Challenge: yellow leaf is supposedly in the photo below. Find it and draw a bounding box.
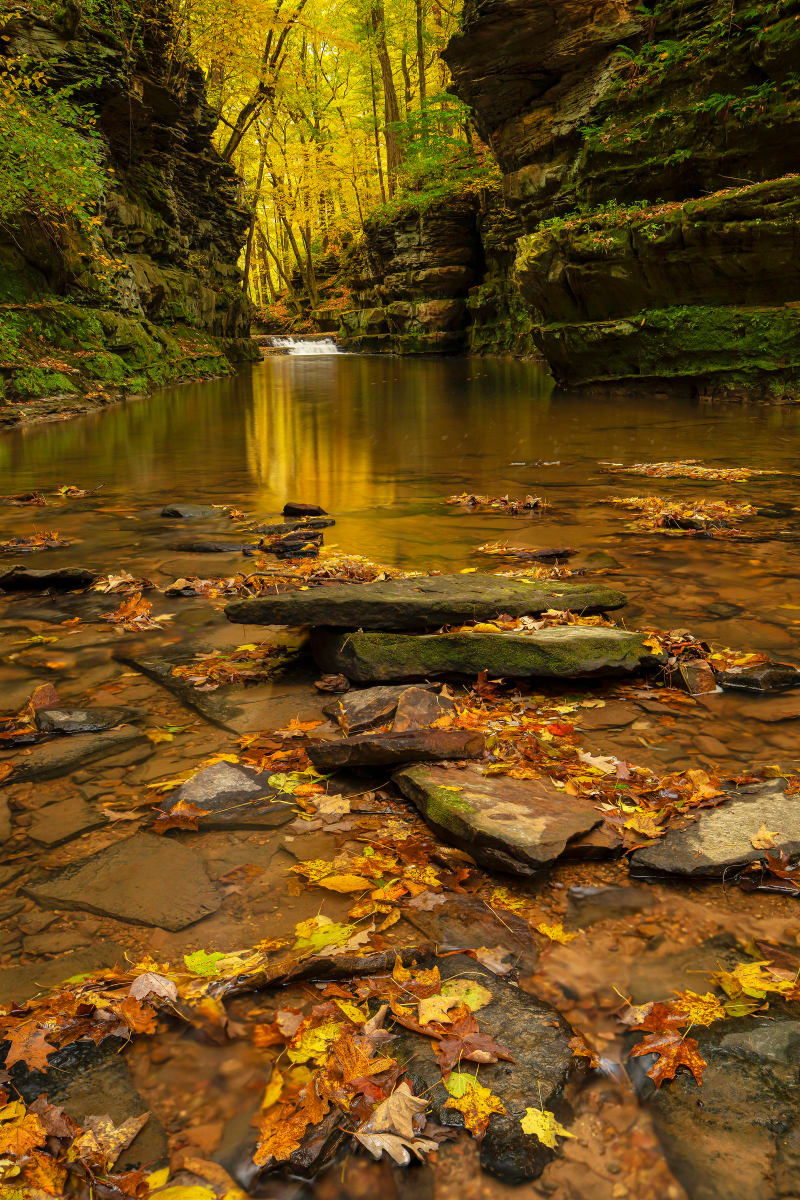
[146,729,174,745]
[144,1187,215,1200]
[316,873,372,893]
[520,1106,575,1148]
[418,994,460,1025]
[443,1072,505,1138]
[535,922,578,944]
[287,1018,344,1064]
[441,979,492,1012]
[146,1167,171,1188]
[460,567,478,573]
[750,823,780,850]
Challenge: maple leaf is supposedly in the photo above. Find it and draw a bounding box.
[28,1096,79,1140]
[520,1106,576,1149]
[292,915,371,957]
[255,1090,329,1166]
[669,990,726,1027]
[360,1082,427,1139]
[569,1033,601,1069]
[443,1072,505,1139]
[713,960,795,1001]
[20,1146,68,1195]
[629,1031,706,1087]
[417,994,460,1026]
[535,922,578,944]
[183,950,225,978]
[0,1102,48,1155]
[3,1025,57,1071]
[153,799,207,834]
[287,1017,344,1064]
[750,823,780,849]
[69,1112,150,1171]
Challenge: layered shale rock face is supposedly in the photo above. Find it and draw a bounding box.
[338,195,484,354]
[0,7,255,419]
[441,0,800,394]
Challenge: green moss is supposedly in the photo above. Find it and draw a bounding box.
[14,367,77,396]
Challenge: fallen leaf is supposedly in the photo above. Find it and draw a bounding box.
[443,1072,505,1138]
[129,972,178,1004]
[629,1031,706,1087]
[520,1106,575,1149]
[751,823,780,850]
[535,922,578,944]
[183,950,225,978]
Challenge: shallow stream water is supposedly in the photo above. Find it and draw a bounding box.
[2,354,800,1200]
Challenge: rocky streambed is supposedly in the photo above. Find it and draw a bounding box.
[0,491,799,1200]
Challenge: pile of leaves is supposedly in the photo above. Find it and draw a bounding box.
[102,593,172,632]
[0,491,46,506]
[603,459,770,482]
[475,542,575,560]
[618,954,800,1089]
[607,495,756,533]
[171,643,292,690]
[446,493,546,512]
[444,611,614,635]
[0,531,71,554]
[93,571,155,595]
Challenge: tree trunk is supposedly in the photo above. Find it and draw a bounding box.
[415,0,426,112]
[369,58,388,205]
[370,0,402,195]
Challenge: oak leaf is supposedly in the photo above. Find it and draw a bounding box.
[629,1031,706,1087]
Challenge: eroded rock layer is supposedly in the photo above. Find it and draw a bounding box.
[435,0,800,393]
[0,8,256,421]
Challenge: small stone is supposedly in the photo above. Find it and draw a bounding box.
[392,686,455,731]
[306,728,484,771]
[630,780,800,878]
[322,684,411,733]
[678,659,717,696]
[283,502,327,516]
[35,707,138,735]
[394,763,604,874]
[164,762,296,830]
[717,661,800,692]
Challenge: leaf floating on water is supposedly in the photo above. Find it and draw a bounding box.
[629,1031,706,1087]
[520,1106,576,1149]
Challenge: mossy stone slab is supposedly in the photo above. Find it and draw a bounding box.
[312,626,662,684]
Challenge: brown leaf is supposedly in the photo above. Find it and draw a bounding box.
[4,1025,58,1071]
[629,1031,706,1087]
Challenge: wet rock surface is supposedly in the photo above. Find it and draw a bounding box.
[161,503,223,519]
[397,955,574,1182]
[226,575,627,630]
[312,626,662,684]
[717,661,800,692]
[0,566,97,591]
[306,727,484,771]
[163,761,297,829]
[0,945,124,1005]
[566,884,655,927]
[28,796,108,845]
[631,1016,800,1200]
[24,832,222,929]
[35,706,139,734]
[1,727,146,784]
[395,763,603,874]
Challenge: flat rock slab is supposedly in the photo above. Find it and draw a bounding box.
[35,706,138,735]
[717,661,800,692]
[164,761,297,830]
[161,503,221,519]
[0,944,123,1006]
[225,575,627,630]
[1,728,145,785]
[630,780,800,878]
[253,517,335,535]
[392,686,455,730]
[306,728,484,772]
[0,566,96,592]
[322,684,413,733]
[29,796,107,846]
[24,832,221,929]
[631,1015,800,1200]
[170,541,255,553]
[394,763,603,874]
[312,626,661,684]
[397,954,574,1182]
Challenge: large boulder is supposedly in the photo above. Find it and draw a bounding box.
[161,761,298,830]
[630,780,800,878]
[311,626,662,684]
[225,575,627,630]
[394,763,603,874]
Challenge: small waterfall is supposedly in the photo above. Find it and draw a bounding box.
[266,336,339,355]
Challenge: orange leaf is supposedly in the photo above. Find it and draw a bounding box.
[629,1031,706,1087]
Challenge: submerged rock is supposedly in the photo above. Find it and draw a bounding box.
[170,540,254,553]
[312,626,662,684]
[631,1015,800,1200]
[394,763,603,874]
[28,796,108,846]
[0,944,123,1006]
[163,761,297,830]
[397,955,575,1182]
[35,706,138,735]
[0,566,96,592]
[566,884,654,927]
[161,503,220,518]
[24,832,221,929]
[630,780,800,878]
[716,660,800,692]
[225,575,627,630]
[1,728,145,785]
[253,517,335,534]
[306,727,484,771]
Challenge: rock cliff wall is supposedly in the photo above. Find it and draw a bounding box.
[441,0,800,395]
[0,6,255,423]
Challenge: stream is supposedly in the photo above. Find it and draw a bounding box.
[2,353,800,1200]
